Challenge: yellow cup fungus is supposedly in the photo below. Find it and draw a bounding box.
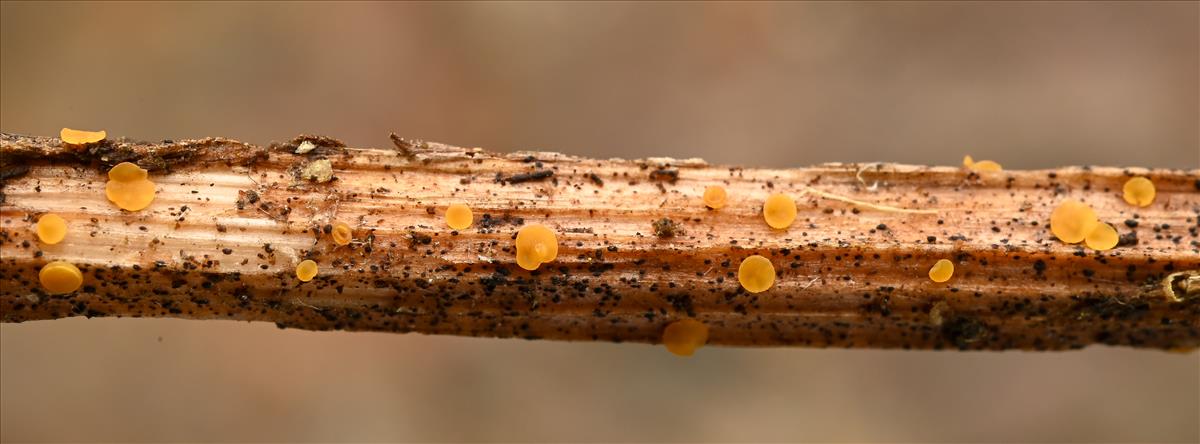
[1050,200,1098,244]
[35,213,68,245]
[662,319,709,357]
[296,260,318,282]
[928,259,954,283]
[39,261,83,294]
[1122,177,1155,207]
[762,193,796,229]
[105,162,156,211]
[963,155,1002,172]
[1085,222,1119,251]
[331,221,353,246]
[446,204,473,230]
[702,186,727,209]
[738,255,776,293]
[515,224,558,271]
[60,127,106,145]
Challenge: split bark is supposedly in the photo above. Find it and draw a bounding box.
[1,132,1197,351]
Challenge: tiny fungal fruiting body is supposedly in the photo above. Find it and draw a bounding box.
[738,255,776,293]
[1050,200,1099,244]
[1085,222,1119,251]
[662,319,709,357]
[963,155,1002,172]
[1123,177,1156,207]
[702,186,727,209]
[39,261,82,295]
[105,162,156,211]
[35,213,67,245]
[928,259,954,283]
[762,193,797,229]
[445,204,473,230]
[296,260,318,282]
[331,221,353,246]
[515,224,558,271]
[59,127,106,145]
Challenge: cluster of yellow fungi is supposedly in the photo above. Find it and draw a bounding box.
[105,162,157,211]
[1050,200,1117,251]
[31,131,1165,357]
[515,224,558,271]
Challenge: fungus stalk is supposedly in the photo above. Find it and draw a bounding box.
[1,132,1198,351]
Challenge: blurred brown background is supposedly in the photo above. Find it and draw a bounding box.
[1,1,1197,442]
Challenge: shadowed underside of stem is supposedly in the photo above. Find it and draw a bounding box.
[1,132,1197,351]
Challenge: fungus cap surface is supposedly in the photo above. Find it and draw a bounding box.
[1122,177,1156,207]
[36,213,68,245]
[738,255,776,293]
[762,193,797,229]
[702,186,727,209]
[296,260,318,282]
[331,221,353,246]
[662,319,709,357]
[1085,222,1119,251]
[515,224,558,271]
[446,204,473,230]
[60,127,106,145]
[39,261,82,294]
[105,162,156,211]
[928,259,954,283]
[1050,200,1098,244]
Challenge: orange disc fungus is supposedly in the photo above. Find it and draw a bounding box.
[963,155,1002,172]
[515,224,558,271]
[702,186,727,209]
[446,204,473,230]
[1050,200,1098,244]
[662,319,709,357]
[331,221,353,246]
[35,213,67,245]
[60,127,106,145]
[738,255,776,293]
[105,162,156,211]
[928,259,954,283]
[296,260,318,282]
[762,193,796,229]
[39,261,83,294]
[1122,177,1155,207]
[1085,222,1119,251]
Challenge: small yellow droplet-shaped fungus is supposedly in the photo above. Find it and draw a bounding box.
[105,162,156,211]
[702,186,727,209]
[738,255,776,293]
[1085,222,1119,251]
[762,193,796,229]
[963,155,1002,172]
[60,127,106,145]
[36,213,68,245]
[1050,200,1098,244]
[330,221,353,246]
[296,259,318,282]
[39,261,82,294]
[445,204,473,230]
[1122,177,1156,207]
[662,319,709,357]
[515,224,558,271]
[928,259,954,283]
